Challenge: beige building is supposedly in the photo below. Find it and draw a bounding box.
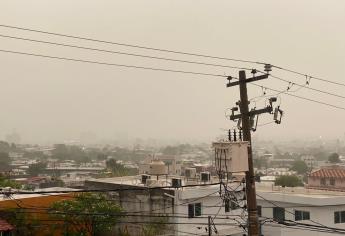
[307,165,345,191]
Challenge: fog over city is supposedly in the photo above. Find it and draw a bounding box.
[2,2,345,236]
[1,0,344,144]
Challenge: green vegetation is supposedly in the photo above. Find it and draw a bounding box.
[50,193,123,236]
[0,175,21,189]
[328,153,341,163]
[275,175,303,187]
[27,162,47,176]
[0,152,11,172]
[105,158,138,177]
[52,144,92,163]
[141,218,168,236]
[253,158,268,169]
[290,160,308,175]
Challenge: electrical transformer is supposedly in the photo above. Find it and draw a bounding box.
[212,141,249,173]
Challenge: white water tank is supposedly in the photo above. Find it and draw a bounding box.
[185,168,197,178]
[212,141,249,173]
[149,159,167,175]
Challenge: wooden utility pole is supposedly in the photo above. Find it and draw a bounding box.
[239,70,259,236]
[208,216,212,236]
[227,70,271,236]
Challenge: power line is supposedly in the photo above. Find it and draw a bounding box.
[130,190,221,214]
[265,72,345,100]
[0,34,253,71]
[2,47,345,113]
[1,24,343,89]
[0,217,241,226]
[273,65,345,87]
[0,49,226,78]
[6,182,220,194]
[255,192,334,231]
[0,24,265,65]
[250,82,345,111]
[265,222,345,235]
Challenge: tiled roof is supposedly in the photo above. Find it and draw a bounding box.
[310,168,345,178]
[0,219,14,231]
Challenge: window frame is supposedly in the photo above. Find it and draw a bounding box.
[334,211,345,224]
[188,203,202,218]
[273,207,285,222]
[295,210,310,221]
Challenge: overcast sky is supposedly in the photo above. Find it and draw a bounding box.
[0,1,344,144]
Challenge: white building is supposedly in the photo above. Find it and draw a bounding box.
[256,182,345,236]
[85,175,246,236]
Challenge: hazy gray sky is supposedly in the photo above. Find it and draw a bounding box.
[0,0,345,144]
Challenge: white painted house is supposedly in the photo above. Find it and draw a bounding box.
[256,183,345,236]
[85,175,246,236]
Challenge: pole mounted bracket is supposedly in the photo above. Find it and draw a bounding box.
[229,106,273,121]
[226,74,269,88]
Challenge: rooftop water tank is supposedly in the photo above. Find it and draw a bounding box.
[185,168,197,178]
[149,159,167,175]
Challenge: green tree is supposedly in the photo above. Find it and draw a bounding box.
[0,152,11,172]
[0,141,10,153]
[52,144,69,160]
[27,162,47,176]
[0,175,21,189]
[328,153,341,163]
[290,160,308,174]
[106,158,138,177]
[275,175,303,187]
[50,193,123,236]
[254,158,268,169]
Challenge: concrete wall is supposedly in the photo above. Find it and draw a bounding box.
[308,176,345,191]
[84,180,176,235]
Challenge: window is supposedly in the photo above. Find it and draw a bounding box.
[295,210,310,221]
[330,178,335,186]
[321,178,326,185]
[225,199,237,213]
[273,207,285,222]
[335,211,345,224]
[188,203,202,218]
[225,199,230,213]
[257,205,262,217]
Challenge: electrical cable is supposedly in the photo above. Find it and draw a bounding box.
[255,192,335,231]
[273,65,345,87]
[1,47,344,113]
[0,24,266,65]
[265,72,345,100]
[250,82,345,111]
[0,49,227,78]
[1,24,344,89]
[0,34,253,71]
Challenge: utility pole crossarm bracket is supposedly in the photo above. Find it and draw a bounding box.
[230,106,273,121]
[226,74,269,87]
